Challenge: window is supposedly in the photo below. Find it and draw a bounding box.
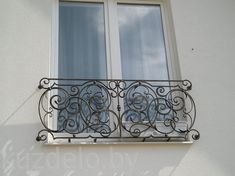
[58,0,171,80]
[36,0,200,143]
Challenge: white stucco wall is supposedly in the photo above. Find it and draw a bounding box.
[1,0,235,176]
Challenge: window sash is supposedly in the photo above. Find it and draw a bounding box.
[56,0,176,80]
[48,0,182,140]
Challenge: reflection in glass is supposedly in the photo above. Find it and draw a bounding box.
[118,4,168,80]
[59,2,107,79]
[58,2,108,132]
[118,4,170,123]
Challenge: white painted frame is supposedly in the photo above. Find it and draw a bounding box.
[48,0,182,143]
[54,0,181,79]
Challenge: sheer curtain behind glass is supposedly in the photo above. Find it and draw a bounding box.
[59,2,107,79]
[58,2,107,132]
[118,4,169,80]
[118,4,169,122]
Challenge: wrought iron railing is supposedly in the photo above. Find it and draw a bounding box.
[36,78,200,143]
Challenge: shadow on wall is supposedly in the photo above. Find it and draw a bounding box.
[0,77,191,176]
[0,123,191,176]
[0,1,191,175]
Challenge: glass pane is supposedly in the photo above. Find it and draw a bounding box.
[59,2,107,79]
[118,4,170,125]
[118,4,168,80]
[58,2,108,133]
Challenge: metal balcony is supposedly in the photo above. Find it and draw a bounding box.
[36,78,200,143]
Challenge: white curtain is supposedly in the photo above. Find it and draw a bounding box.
[118,4,169,80]
[59,2,107,79]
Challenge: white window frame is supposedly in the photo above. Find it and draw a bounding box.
[47,0,183,143]
[50,0,181,79]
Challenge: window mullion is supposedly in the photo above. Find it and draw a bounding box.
[103,0,112,80]
[107,0,122,79]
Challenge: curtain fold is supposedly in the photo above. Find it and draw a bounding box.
[118,4,169,80]
[59,2,107,79]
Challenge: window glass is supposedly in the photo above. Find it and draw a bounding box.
[118,4,168,80]
[58,2,108,132]
[56,1,174,134]
[59,2,107,79]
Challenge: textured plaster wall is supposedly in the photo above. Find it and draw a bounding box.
[0,0,235,176]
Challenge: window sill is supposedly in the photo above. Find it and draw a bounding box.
[43,140,193,146]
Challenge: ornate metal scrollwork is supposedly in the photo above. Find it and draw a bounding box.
[36,78,200,143]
